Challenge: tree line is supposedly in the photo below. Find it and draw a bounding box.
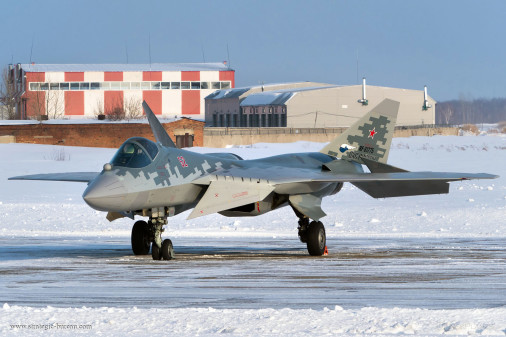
[436,98,506,125]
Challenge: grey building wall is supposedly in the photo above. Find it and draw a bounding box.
[205,82,330,126]
[206,83,436,128]
[285,85,436,127]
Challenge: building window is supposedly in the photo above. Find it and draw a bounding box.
[280,114,287,127]
[26,80,233,92]
[29,83,40,91]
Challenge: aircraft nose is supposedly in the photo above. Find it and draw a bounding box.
[82,174,128,211]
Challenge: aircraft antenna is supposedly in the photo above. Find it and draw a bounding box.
[226,43,231,69]
[148,33,152,70]
[29,35,34,64]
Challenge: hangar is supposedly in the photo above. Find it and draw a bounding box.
[205,80,436,128]
[8,62,234,120]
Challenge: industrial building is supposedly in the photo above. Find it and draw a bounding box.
[205,80,436,128]
[8,62,234,120]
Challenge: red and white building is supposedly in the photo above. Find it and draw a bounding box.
[9,63,234,119]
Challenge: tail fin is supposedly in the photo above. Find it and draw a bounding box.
[320,99,399,164]
[142,101,176,148]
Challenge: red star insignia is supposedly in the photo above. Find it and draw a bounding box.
[368,127,377,139]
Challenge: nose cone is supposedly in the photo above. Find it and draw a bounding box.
[83,174,128,211]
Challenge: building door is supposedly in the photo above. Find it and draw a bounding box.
[176,133,194,148]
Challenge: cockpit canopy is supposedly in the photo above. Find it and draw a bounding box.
[111,137,159,168]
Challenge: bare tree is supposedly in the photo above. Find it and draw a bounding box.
[28,84,65,120]
[94,98,104,118]
[0,66,21,119]
[124,96,143,120]
[45,89,65,119]
[441,105,454,125]
[104,96,125,121]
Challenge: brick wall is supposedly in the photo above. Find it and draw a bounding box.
[0,118,204,148]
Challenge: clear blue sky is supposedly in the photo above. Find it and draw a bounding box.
[2,0,505,101]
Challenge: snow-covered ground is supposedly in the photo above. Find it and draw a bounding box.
[0,133,505,336]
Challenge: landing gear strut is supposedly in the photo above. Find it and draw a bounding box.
[296,213,326,256]
[130,210,175,260]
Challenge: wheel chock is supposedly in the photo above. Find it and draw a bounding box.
[323,246,328,256]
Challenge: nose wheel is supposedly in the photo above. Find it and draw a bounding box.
[130,219,175,261]
[131,220,151,255]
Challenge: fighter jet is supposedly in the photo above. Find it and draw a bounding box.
[9,99,497,260]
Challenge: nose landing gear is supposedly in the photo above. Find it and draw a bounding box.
[130,213,174,261]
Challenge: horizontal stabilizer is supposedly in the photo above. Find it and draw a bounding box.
[353,180,450,198]
[8,172,99,183]
[188,180,274,219]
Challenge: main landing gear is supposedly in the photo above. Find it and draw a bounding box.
[130,218,174,261]
[297,217,327,256]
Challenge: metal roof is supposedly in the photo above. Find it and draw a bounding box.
[19,63,232,72]
[240,85,340,106]
[205,88,250,100]
[240,92,295,106]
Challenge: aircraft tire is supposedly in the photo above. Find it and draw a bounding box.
[306,221,326,256]
[152,243,161,260]
[161,239,175,260]
[131,220,150,255]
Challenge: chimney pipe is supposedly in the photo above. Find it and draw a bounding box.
[422,85,432,110]
[357,77,368,105]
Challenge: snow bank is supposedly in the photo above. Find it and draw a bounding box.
[2,305,506,336]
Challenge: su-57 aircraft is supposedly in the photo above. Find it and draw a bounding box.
[10,99,497,260]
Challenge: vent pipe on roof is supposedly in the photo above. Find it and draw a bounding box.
[422,85,432,111]
[357,77,368,106]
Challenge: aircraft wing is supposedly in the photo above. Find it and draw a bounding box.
[192,166,498,199]
[193,166,497,185]
[8,172,100,183]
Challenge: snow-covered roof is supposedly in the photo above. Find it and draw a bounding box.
[205,88,250,100]
[240,85,340,106]
[19,63,231,73]
[240,92,294,106]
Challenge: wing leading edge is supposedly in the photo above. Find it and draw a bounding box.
[8,172,100,183]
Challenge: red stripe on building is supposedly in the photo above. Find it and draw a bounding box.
[182,90,200,115]
[65,91,84,115]
[219,71,235,88]
[143,71,162,81]
[104,72,123,81]
[24,72,46,117]
[181,71,200,81]
[64,72,84,82]
[143,91,162,115]
[104,91,124,115]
